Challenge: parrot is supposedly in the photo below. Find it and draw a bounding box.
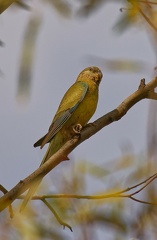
[20,66,103,211]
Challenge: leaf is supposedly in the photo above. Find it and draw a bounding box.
[45,0,72,18]
[77,0,107,17]
[86,55,150,73]
[16,15,42,103]
[77,161,110,178]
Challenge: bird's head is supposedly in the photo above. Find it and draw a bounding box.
[76,66,103,86]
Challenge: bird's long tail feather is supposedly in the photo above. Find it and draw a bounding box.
[19,178,42,212]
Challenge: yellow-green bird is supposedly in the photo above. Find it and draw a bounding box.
[20,66,103,211]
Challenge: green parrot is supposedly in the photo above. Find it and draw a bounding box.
[20,66,103,211]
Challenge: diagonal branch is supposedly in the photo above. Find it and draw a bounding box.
[0,77,157,212]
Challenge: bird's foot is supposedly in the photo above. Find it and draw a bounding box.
[72,123,82,134]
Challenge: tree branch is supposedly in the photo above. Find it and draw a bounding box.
[41,198,73,232]
[0,77,157,212]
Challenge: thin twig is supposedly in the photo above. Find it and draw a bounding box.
[130,173,157,196]
[129,196,157,205]
[119,172,157,194]
[138,6,157,32]
[138,1,157,4]
[0,185,13,218]
[41,199,73,232]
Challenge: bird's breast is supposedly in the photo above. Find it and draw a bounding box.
[66,87,98,129]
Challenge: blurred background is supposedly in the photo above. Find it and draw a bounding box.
[0,0,157,239]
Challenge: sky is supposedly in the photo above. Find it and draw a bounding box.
[0,1,156,238]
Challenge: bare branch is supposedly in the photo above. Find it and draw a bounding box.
[41,199,73,232]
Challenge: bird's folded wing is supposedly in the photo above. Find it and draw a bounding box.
[34,81,88,148]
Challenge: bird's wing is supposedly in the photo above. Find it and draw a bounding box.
[34,81,88,148]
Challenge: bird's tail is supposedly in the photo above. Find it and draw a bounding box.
[19,144,52,212]
[19,178,42,212]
